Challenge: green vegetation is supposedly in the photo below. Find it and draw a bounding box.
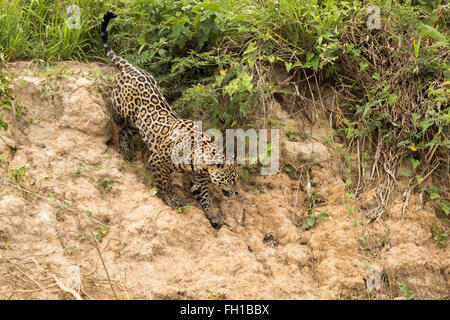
[96,225,108,239]
[7,166,26,182]
[422,185,450,215]
[268,118,300,140]
[97,177,115,196]
[432,223,447,247]
[398,280,416,300]
[304,209,329,227]
[0,53,13,131]
[0,0,448,214]
[175,203,191,213]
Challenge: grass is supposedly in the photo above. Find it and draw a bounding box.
[0,0,104,61]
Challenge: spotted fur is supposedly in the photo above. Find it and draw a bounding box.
[101,11,238,228]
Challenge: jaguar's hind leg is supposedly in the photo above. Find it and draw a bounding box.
[118,125,138,161]
[107,91,138,161]
[190,173,224,228]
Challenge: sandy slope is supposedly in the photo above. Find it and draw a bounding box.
[0,61,447,299]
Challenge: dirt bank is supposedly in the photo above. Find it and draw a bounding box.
[0,62,448,299]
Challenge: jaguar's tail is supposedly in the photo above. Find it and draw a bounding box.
[100,11,130,70]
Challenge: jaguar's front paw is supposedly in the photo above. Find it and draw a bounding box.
[164,195,186,209]
[206,213,224,229]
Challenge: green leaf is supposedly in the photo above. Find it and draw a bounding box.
[303,57,319,71]
[429,192,440,200]
[285,62,293,73]
[411,113,421,124]
[411,159,420,170]
[359,62,368,72]
[158,48,166,58]
[0,119,8,130]
[413,37,421,58]
[306,215,316,227]
[268,118,282,126]
[351,48,361,56]
[316,212,330,220]
[399,168,412,177]
[247,57,256,70]
[419,23,447,42]
[416,175,424,185]
[388,93,398,106]
[175,203,191,213]
[360,98,383,118]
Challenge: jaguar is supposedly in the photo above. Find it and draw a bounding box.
[100,11,238,228]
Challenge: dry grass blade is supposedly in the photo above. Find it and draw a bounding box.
[92,235,119,300]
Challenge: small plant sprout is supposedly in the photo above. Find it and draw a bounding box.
[96,225,107,239]
[432,224,447,247]
[398,280,416,300]
[98,178,115,195]
[304,209,329,228]
[55,200,71,210]
[206,288,215,299]
[7,166,26,182]
[65,245,80,252]
[149,187,158,196]
[76,165,83,174]
[175,204,191,213]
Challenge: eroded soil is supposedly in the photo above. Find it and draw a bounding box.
[0,62,448,300]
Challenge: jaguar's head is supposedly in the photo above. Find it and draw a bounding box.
[207,162,239,198]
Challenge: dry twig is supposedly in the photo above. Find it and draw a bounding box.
[52,274,83,300]
[92,235,119,300]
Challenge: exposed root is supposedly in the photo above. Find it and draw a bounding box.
[52,274,83,300]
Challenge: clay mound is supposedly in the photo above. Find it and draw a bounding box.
[0,61,447,300]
